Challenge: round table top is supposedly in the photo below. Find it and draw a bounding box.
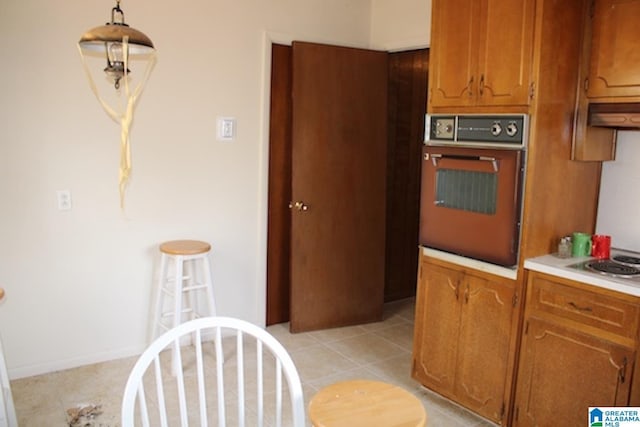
[308,379,427,427]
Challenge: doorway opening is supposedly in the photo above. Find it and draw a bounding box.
[266,43,428,328]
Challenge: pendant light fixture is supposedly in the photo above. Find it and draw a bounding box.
[78,0,155,89]
[78,1,157,208]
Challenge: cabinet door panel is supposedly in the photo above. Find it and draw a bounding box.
[412,262,462,393]
[588,0,640,98]
[428,0,478,108]
[455,275,516,422]
[477,0,535,106]
[514,317,633,426]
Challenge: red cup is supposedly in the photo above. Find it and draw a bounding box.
[591,234,611,259]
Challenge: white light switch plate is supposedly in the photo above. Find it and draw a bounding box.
[217,117,236,141]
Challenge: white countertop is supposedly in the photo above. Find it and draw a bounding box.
[422,247,518,280]
[423,246,640,297]
[524,253,640,297]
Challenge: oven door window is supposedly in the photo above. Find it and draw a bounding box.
[435,169,497,215]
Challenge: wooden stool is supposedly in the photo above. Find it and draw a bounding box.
[152,240,217,340]
[308,380,427,427]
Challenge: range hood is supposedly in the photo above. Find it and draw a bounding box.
[589,103,640,129]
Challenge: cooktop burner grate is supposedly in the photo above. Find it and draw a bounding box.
[588,260,640,277]
[612,255,640,267]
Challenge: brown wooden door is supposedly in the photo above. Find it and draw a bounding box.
[289,41,388,332]
[588,0,640,99]
[266,44,293,325]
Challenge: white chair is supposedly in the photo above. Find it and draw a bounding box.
[122,317,305,427]
[0,289,18,427]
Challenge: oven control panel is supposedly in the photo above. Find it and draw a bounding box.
[425,114,528,149]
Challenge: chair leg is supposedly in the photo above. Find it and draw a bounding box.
[0,336,17,427]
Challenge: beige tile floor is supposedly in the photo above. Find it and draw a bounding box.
[11,298,497,426]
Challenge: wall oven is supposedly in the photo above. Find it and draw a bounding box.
[420,114,528,267]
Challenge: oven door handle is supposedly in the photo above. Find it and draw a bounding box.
[429,153,499,172]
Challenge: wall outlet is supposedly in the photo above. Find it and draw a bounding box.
[56,190,72,211]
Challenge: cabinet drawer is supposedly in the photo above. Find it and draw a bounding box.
[529,274,640,339]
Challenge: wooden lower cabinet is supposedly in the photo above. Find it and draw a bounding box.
[513,317,633,426]
[512,271,639,426]
[412,254,520,424]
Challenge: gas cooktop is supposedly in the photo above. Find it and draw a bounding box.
[568,250,640,282]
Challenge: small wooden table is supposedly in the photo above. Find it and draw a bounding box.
[308,379,427,427]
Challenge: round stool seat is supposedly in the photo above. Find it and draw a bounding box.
[160,240,211,256]
[308,380,426,427]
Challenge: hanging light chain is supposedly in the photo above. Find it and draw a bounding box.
[110,1,127,27]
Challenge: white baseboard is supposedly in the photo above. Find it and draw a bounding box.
[8,345,147,380]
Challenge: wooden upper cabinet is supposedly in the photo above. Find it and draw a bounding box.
[476,0,536,107]
[428,0,477,108]
[429,0,536,109]
[588,0,640,99]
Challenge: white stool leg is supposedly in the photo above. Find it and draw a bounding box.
[152,253,169,341]
[202,255,217,317]
[172,255,184,330]
[171,255,184,375]
[184,258,198,321]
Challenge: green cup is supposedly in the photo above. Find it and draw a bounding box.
[571,232,592,257]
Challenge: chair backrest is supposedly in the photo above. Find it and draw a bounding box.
[122,316,305,427]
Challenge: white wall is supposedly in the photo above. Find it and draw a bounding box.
[370,0,431,50]
[0,0,375,378]
[596,131,640,253]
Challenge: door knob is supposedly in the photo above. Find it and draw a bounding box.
[288,201,309,211]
